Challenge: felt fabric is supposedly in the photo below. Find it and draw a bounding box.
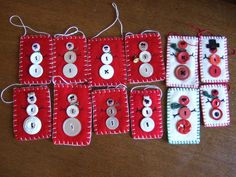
[167,88,200,144]
[53,84,92,146]
[200,84,230,127]
[92,88,129,135]
[129,89,163,139]
[53,36,88,83]
[87,37,127,86]
[125,33,165,83]
[19,35,53,84]
[13,86,51,141]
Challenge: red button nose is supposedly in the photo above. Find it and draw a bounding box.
[176,119,191,134]
[177,52,190,64]
[175,65,190,80]
[211,89,219,97]
[209,65,221,77]
[179,95,190,106]
[178,40,188,49]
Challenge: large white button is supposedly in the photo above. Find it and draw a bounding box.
[139,51,152,63]
[66,105,79,117]
[143,96,152,107]
[101,53,113,65]
[66,42,74,51]
[99,65,114,80]
[139,63,154,78]
[27,92,37,104]
[106,99,115,106]
[30,52,43,64]
[63,118,81,137]
[63,63,78,78]
[64,51,77,63]
[140,118,155,132]
[32,43,40,52]
[142,107,153,117]
[23,116,42,135]
[26,104,39,116]
[106,117,119,130]
[106,106,117,116]
[29,64,43,78]
[67,94,77,104]
[139,41,148,51]
[102,45,111,53]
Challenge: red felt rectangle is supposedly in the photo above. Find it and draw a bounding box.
[92,88,129,135]
[19,35,53,84]
[87,37,127,86]
[53,84,92,146]
[129,89,163,139]
[13,86,51,141]
[125,33,165,83]
[53,36,88,83]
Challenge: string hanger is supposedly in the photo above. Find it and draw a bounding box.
[130,85,163,98]
[92,2,123,38]
[54,26,86,38]
[9,15,50,36]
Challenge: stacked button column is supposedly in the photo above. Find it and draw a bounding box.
[29,43,43,78]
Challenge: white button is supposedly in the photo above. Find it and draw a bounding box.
[29,64,43,78]
[27,92,37,104]
[101,53,113,65]
[99,65,114,80]
[67,94,77,104]
[66,105,79,117]
[107,99,114,106]
[143,96,152,107]
[102,45,111,53]
[32,43,40,52]
[63,118,81,137]
[139,41,148,51]
[140,118,155,132]
[66,42,74,50]
[106,117,119,130]
[30,52,43,64]
[142,107,153,117]
[64,51,77,63]
[23,116,42,135]
[139,63,154,78]
[106,106,117,116]
[63,63,78,78]
[26,104,39,116]
[139,51,152,63]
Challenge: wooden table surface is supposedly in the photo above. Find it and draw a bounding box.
[0,0,235,177]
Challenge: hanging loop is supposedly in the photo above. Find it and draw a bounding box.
[54,26,86,38]
[130,85,163,98]
[1,83,22,104]
[141,29,160,36]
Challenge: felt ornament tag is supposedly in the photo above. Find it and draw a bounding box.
[199,36,229,83]
[53,84,92,146]
[92,86,129,135]
[166,35,199,88]
[129,86,163,140]
[13,86,51,141]
[167,87,200,144]
[200,84,230,127]
[125,32,165,83]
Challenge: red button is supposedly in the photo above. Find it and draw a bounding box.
[210,48,217,54]
[209,65,221,77]
[179,95,190,106]
[179,107,191,119]
[209,54,221,65]
[211,98,221,108]
[211,89,219,97]
[176,119,191,134]
[178,40,187,49]
[175,65,190,80]
[177,52,190,64]
[210,108,223,120]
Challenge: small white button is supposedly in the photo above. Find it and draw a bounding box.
[29,64,43,78]
[139,51,152,63]
[32,43,40,52]
[106,106,117,116]
[63,63,78,78]
[139,41,148,51]
[27,92,37,104]
[101,53,113,65]
[142,107,153,117]
[99,65,114,80]
[66,42,74,50]
[102,45,111,53]
[67,94,77,104]
[106,117,119,130]
[139,63,154,78]
[66,105,79,117]
[26,104,39,116]
[107,99,114,106]
[64,51,77,63]
[143,96,152,107]
[23,116,42,135]
[30,52,43,64]
[140,118,155,132]
[63,118,81,137]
